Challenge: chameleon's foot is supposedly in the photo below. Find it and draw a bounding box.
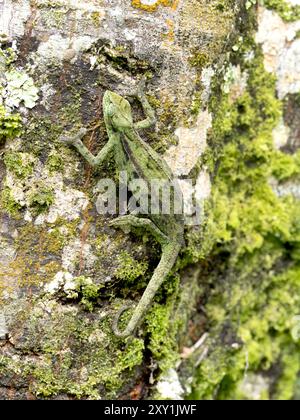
[59,127,87,145]
[112,304,136,338]
[109,215,168,245]
[136,76,147,98]
[125,77,146,100]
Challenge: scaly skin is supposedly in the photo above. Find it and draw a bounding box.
[60,82,184,338]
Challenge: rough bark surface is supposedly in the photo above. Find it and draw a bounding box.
[0,0,300,400]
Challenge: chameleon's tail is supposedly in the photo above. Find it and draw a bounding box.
[112,241,181,338]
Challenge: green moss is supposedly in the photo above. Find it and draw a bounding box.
[189,52,210,70]
[117,338,145,371]
[29,187,55,215]
[1,304,146,399]
[262,0,300,22]
[115,251,149,284]
[4,151,35,179]
[22,116,63,156]
[70,276,104,312]
[272,149,300,181]
[188,48,300,399]
[0,187,22,216]
[191,91,203,116]
[275,353,300,400]
[46,152,64,173]
[0,105,22,143]
[145,302,179,371]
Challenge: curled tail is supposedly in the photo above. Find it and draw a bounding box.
[113,241,181,338]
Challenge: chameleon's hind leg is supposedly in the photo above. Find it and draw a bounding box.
[109,215,168,246]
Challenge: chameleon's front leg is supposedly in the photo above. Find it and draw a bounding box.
[59,128,114,167]
[109,215,169,246]
[133,80,156,131]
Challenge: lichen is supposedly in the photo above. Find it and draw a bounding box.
[131,0,179,12]
[4,70,39,109]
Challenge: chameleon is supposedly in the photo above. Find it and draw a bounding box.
[60,82,184,338]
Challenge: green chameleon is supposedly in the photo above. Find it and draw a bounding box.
[60,82,185,338]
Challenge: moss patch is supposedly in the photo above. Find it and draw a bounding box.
[115,251,149,284]
[0,301,145,399]
[4,151,35,179]
[46,153,64,173]
[0,105,22,144]
[0,187,22,216]
[188,46,300,399]
[262,0,300,22]
[29,187,55,215]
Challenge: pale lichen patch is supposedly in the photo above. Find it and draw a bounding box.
[256,6,300,98]
[34,34,97,68]
[164,109,212,176]
[270,178,300,199]
[0,237,18,301]
[287,0,300,5]
[44,271,74,295]
[156,368,185,400]
[2,70,39,110]
[35,185,89,225]
[273,117,290,149]
[62,239,97,274]
[223,64,248,101]
[178,169,211,226]
[239,374,270,400]
[0,0,31,40]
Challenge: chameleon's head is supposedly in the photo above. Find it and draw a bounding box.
[103,91,133,130]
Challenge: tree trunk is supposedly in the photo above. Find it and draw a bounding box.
[0,0,300,400]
